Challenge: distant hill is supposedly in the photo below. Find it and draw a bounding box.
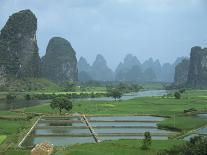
[174,58,189,86]
[187,46,207,88]
[78,54,182,83]
[114,55,183,83]
[174,46,207,88]
[42,37,78,84]
[78,55,114,82]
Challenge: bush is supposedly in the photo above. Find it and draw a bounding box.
[158,136,207,155]
[174,92,181,99]
[179,88,186,94]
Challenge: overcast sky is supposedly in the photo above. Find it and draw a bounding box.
[0,0,207,70]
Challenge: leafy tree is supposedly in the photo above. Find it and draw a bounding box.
[141,132,152,150]
[174,92,181,99]
[179,88,186,94]
[24,94,31,105]
[50,97,72,114]
[108,88,123,101]
[63,81,76,92]
[6,94,16,109]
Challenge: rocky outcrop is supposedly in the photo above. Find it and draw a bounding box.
[78,57,93,82]
[115,54,141,81]
[91,54,114,81]
[0,10,41,80]
[78,57,92,74]
[187,46,207,88]
[42,37,78,83]
[174,58,189,86]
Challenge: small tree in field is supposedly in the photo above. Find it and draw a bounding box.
[24,94,31,105]
[50,97,72,114]
[6,94,16,109]
[108,88,123,101]
[174,92,181,99]
[141,132,152,150]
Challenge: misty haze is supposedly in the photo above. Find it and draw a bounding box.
[0,0,207,155]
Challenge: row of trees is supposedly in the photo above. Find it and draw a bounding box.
[106,83,143,101]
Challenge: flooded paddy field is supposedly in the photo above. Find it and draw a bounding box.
[21,115,177,147]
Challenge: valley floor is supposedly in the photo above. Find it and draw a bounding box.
[0,90,207,154]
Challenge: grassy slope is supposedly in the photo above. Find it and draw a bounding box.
[55,140,184,155]
[0,135,7,144]
[0,78,61,92]
[141,83,165,90]
[0,120,27,134]
[158,116,207,131]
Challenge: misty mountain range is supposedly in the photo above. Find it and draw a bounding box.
[78,54,184,83]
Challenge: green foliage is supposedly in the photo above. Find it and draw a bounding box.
[63,81,76,92]
[179,88,186,94]
[174,92,181,99]
[158,136,207,155]
[54,140,184,155]
[0,135,6,144]
[0,78,61,92]
[24,94,31,106]
[6,94,16,109]
[107,88,123,101]
[158,116,207,131]
[50,96,72,114]
[141,132,152,150]
[24,94,31,101]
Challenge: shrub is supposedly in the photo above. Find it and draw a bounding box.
[141,132,152,150]
[174,92,181,99]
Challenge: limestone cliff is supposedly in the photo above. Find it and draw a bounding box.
[42,37,78,83]
[0,9,41,81]
[174,58,189,86]
[187,46,207,88]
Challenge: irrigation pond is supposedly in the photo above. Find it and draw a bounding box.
[20,115,177,148]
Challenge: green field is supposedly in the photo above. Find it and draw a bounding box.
[0,135,7,144]
[54,139,184,155]
[20,90,207,131]
[0,90,207,154]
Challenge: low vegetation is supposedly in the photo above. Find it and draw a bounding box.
[54,140,184,155]
[158,136,207,155]
[0,90,207,155]
[0,135,6,144]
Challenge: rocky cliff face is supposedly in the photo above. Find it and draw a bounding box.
[187,46,207,88]
[78,57,93,82]
[0,10,40,80]
[42,37,78,83]
[174,58,189,86]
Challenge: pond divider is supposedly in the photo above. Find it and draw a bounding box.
[18,117,41,148]
[82,115,101,143]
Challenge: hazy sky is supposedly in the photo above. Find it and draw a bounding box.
[0,0,207,70]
